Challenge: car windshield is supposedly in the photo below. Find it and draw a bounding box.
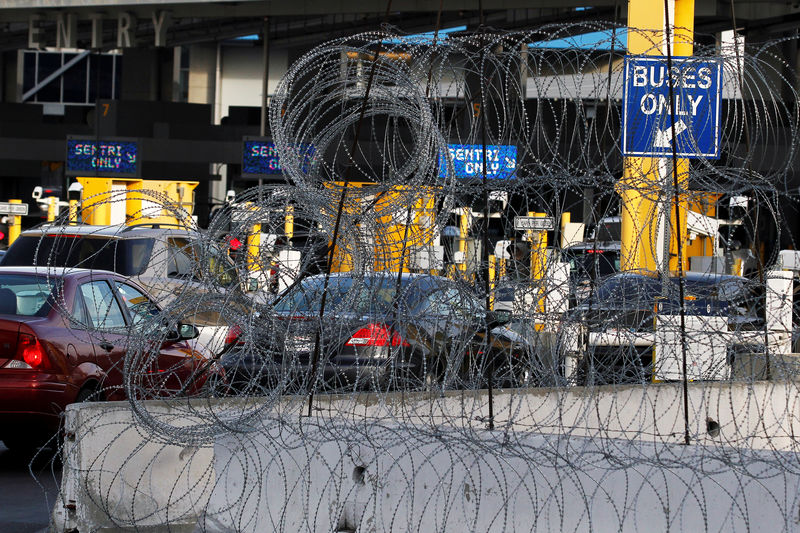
[274,276,412,315]
[1,235,154,276]
[0,274,61,317]
[565,249,620,279]
[591,274,757,309]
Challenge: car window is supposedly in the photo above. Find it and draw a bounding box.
[79,280,127,330]
[594,275,661,305]
[115,282,159,326]
[274,276,412,314]
[199,243,238,288]
[71,292,88,326]
[166,238,197,279]
[1,235,153,276]
[0,274,60,317]
[420,286,479,318]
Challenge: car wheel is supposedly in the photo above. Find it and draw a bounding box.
[75,385,102,403]
[1,434,47,454]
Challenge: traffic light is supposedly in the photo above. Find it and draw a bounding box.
[0,218,9,249]
[227,235,244,263]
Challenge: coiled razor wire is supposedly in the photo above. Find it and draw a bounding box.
[11,21,800,532]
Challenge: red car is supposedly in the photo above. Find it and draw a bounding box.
[0,266,216,452]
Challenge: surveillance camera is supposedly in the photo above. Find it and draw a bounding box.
[32,186,43,201]
[68,181,83,201]
[225,190,236,203]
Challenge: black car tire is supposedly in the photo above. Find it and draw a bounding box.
[1,434,47,454]
[75,385,102,403]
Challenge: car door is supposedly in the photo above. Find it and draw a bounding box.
[62,282,101,382]
[409,281,477,377]
[114,280,202,396]
[77,278,131,401]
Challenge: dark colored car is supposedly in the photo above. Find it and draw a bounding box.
[567,271,762,384]
[0,266,214,452]
[220,273,522,393]
[560,242,621,305]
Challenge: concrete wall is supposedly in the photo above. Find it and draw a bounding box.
[53,381,800,532]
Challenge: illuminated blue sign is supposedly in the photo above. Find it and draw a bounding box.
[241,138,314,178]
[66,138,139,177]
[438,144,517,179]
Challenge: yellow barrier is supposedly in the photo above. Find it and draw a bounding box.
[8,199,22,245]
[76,177,198,227]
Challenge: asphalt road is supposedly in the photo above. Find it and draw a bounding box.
[0,442,61,533]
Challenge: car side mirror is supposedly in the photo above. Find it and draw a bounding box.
[178,323,200,340]
[165,323,200,342]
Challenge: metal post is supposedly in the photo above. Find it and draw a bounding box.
[8,200,22,245]
[46,196,58,222]
[488,254,496,311]
[458,207,470,275]
[621,0,668,274]
[69,199,79,225]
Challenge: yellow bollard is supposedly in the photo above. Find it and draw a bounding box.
[284,205,294,243]
[46,196,58,223]
[8,199,22,245]
[458,207,470,274]
[529,212,549,325]
[247,223,261,275]
[488,254,496,311]
[68,199,79,225]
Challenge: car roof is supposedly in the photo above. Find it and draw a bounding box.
[304,272,439,282]
[20,223,198,239]
[0,265,119,278]
[604,271,747,283]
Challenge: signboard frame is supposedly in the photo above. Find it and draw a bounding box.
[241,137,316,179]
[0,202,29,216]
[241,136,281,178]
[622,55,722,159]
[514,216,555,231]
[438,144,518,180]
[65,136,141,178]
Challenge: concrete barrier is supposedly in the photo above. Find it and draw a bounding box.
[52,381,800,532]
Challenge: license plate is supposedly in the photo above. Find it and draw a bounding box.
[285,336,314,353]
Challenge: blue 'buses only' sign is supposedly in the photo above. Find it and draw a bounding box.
[622,56,722,159]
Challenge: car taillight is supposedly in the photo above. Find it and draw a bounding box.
[345,324,409,347]
[225,324,244,346]
[16,333,49,370]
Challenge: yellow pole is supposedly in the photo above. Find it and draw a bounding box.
[669,0,694,274]
[529,212,548,283]
[46,196,58,222]
[8,199,21,245]
[285,205,294,242]
[247,223,261,276]
[622,0,693,274]
[529,212,549,328]
[458,207,470,274]
[488,254,496,310]
[68,199,79,225]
